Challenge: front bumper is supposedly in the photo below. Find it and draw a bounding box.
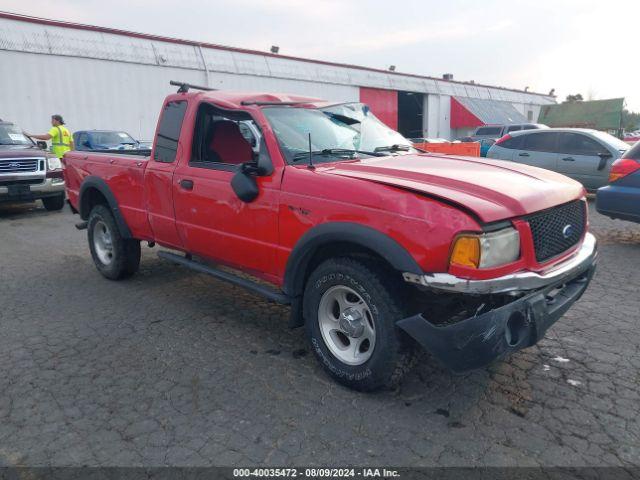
[397,259,597,373]
[403,233,597,294]
[0,178,65,203]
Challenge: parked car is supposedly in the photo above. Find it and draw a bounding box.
[0,120,66,210]
[487,128,630,190]
[469,123,548,141]
[64,83,597,391]
[596,140,640,223]
[73,130,144,151]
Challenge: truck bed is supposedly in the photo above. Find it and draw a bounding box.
[64,150,152,240]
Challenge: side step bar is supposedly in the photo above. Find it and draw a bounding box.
[158,251,291,305]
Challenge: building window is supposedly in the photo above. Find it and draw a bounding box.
[527,110,534,121]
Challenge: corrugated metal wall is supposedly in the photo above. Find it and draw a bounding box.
[359,87,398,130]
[0,15,555,140]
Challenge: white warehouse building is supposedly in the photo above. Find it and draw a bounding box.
[0,12,556,141]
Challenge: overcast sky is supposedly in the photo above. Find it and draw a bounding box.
[4,0,639,110]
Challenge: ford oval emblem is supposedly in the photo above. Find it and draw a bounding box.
[9,162,20,168]
[562,224,575,239]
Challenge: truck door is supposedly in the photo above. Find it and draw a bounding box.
[144,100,188,249]
[172,102,281,278]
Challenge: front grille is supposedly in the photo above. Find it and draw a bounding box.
[526,200,586,263]
[0,158,43,173]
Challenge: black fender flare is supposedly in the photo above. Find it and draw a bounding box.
[79,176,133,238]
[282,222,423,298]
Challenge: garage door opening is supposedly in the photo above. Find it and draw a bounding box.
[398,91,424,139]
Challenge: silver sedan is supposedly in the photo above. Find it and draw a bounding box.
[487,128,629,190]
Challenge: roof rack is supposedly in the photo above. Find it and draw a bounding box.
[170,80,215,93]
[240,101,309,106]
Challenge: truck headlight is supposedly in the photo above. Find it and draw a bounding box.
[47,157,62,171]
[450,228,520,269]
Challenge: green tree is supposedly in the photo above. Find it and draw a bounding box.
[564,93,584,103]
[622,109,640,131]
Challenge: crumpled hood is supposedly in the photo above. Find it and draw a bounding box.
[319,154,585,223]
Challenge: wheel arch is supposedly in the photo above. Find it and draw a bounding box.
[79,176,132,238]
[283,222,423,299]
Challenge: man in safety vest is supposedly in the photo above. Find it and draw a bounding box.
[24,114,74,158]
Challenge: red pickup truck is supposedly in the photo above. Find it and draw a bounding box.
[64,82,597,391]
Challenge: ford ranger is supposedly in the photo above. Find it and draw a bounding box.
[64,82,597,391]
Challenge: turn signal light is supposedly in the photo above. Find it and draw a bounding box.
[450,236,480,268]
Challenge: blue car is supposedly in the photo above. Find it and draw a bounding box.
[596,141,640,223]
[73,130,141,151]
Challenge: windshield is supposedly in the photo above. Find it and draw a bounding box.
[0,123,32,145]
[90,131,137,145]
[263,103,416,163]
[591,131,630,152]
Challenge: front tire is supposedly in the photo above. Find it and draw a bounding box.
[42,193,65,211]
[87,204,140,280]
[303,258,416,391]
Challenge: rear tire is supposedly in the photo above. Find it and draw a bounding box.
[303,257,417,391]
[87,204,140,280]
[42,193,65,211]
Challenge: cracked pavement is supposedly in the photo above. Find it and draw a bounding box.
[0,200,638,467]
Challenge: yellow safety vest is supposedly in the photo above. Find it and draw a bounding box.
[49,125,72,158]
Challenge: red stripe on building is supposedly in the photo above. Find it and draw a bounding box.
[450,97,484,129]
[359,87,398,130]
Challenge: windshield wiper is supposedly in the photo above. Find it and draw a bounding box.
[374,144,411,153]
[292,148,380,162]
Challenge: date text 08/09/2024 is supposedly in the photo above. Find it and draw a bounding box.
[233,468,400,478]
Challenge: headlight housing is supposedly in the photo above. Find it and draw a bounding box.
[47,156,62,171]
[450,227,520,269]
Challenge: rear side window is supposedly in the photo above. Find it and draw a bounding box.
[557,133,604,155]
[475,126,503,136]
[507,125,521,133]
[622,141,640,160]
[522,125,538,130]
[499,135,524,149]
[154,101,187,163]
[522,132,559,152]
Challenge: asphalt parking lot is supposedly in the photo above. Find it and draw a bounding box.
[0,200,638,468]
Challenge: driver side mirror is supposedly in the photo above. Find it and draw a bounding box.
[231,163,259,202]
[230,138,274,203]
[36,141,47,150]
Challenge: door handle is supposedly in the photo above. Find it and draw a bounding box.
[518,152,530,157]
[179,179,194,190]
[562,157,575,162]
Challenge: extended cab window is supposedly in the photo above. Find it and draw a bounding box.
[190,103,260,170]
[154,101,187,163]
[522,132,559,152]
